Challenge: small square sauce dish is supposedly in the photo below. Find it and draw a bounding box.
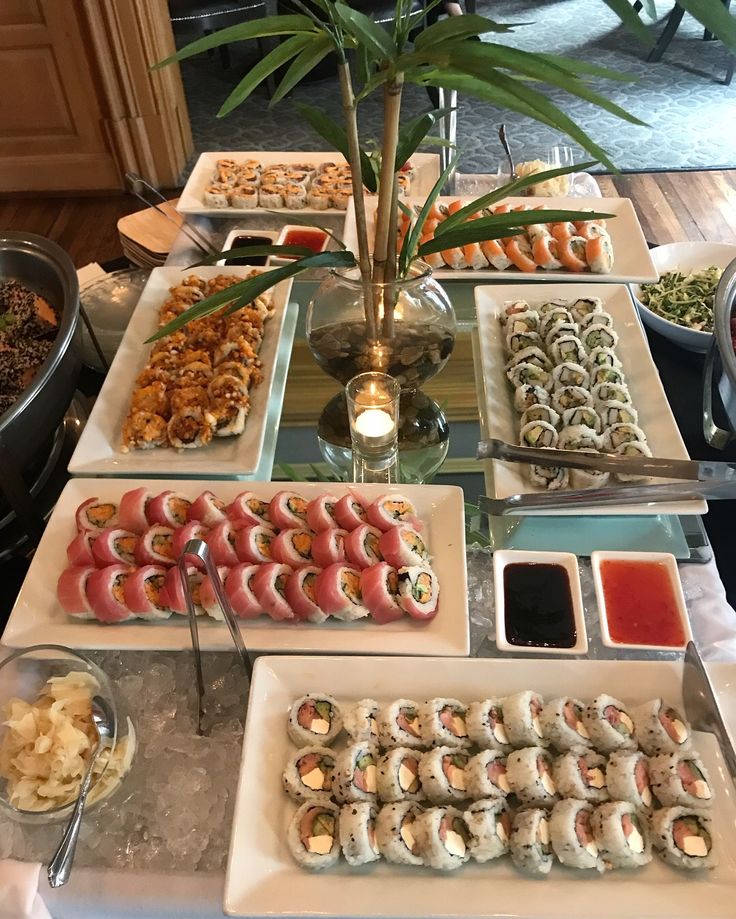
[591,550,692,651]
[217,228,278,267]
[494,549,587,655]
[268,224,330,266]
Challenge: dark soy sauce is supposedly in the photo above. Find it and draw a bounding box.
[503,563,576,648]
[224,235,273,266]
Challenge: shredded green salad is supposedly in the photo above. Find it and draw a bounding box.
[639,266,722,332]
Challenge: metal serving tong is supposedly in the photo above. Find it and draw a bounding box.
[177,539,253,736]
[683,641,736,789]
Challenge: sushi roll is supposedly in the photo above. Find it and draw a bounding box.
[580,310,614,331]
[514,384,550,413]
[311,528,348,567]
[339,802,380,866]
[506,236,538,273]
[506,361,553,391]
[91,528,138,567]
[598,400,638,428]
[360,563,404,624]
[558,424,602,452]
[582,323,619,352]
[375,802,424,865]
[283,746,336,803]
[570,460,609,490]
[519,419,558,448]
[466,698,513,753]
[586,231,614,274]
[198,566,229,620]
[377,747,423,802]
[529,464,570,490]
[649,752,712,807]
[271,528,314,567]
[420,699,470,750]
[205,520,242,567]
[631,699,691,755]
[510,808,554,876]
[306,494,339,533]
[587,346,622,371]
[378,526,428,569]
[550,335,586,366]
[118,487,153,534]
[557,235,588,272]
[287,801,340,870]
[203,183,231,208]
[258,183,285,208]
[288,694,342,747]
[122,565,171,620]
[75,498,119,533]
[506,346,552,373]
[531,234,563,270]
[539,306,574,335]
[343,699,379,744]
[462,241,490,270]
[335,742,378,803]
[544,321,580,349]
[285,565,325,624]
[650,807,716,870]
[506,747,558,807]
[269,490,308,529]
[507,330,543,354]
[464,799,512,862]
[539,697,592,752]
[67,531,97,568]
[539,297,571,315]
[160,565,204,617]
[505,310,540,335]
[252,563,294,620]
[224,564,262,619]
[550,799,603,871]
[307,187,332,210]
[315,563,368,621]
[552,750,609,803]
[583,694,636,753]
[345,524,383,569]
[481,238,512,269]
[439,242,468,270]
[464,749,510,799]
[561,405,601,433]
[188,491,227,527]
[552,361,589,390]
[210,399,247,438]
[397,565,439,620]
[135,525,175,566]
[377,699,424,750]
[590,364,626,387]
[503,690,548,748]
[86,565,135,623]
[167,408,213,449]
[227,491,271,526]
[147,490,191,528]
[606,750,653,810]
[520,403,560,429]
[590,801,651,868]
[603,423,647,451]
[570,296,603,324]
[235,524,274,564]
[56,566,96,619]
[502,299,532,319]
[414,806,471,869]
[333,494,367,530]
[229,184,258,209]
[366,494,419,531]
[592,381,631,406]
[284,183,307,209]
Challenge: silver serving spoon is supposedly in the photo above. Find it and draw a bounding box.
[498,124,518,181]
[47,695,115,888]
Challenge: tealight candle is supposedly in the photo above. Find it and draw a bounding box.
[345,372,400,483]
[354,407,395,447]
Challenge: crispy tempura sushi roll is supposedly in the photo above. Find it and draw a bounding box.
[306,494,339,532]
[606,749,653,810]
[377,747,423,802]
[553,750,609,803]
[271,528,314,566]
[514,383,551,414]
[86,564,135,623]
[160,565,204,616]
[307,186,332,210]
[344,524,383,569]
[209,399,248,437]
[465,749,510,800]
[67,531,97,568]
[122,565,171,620]
[650,751,713,808]
[315,563,368,621]
[229,184,258,209]
[287,802,340,870]
[550,799,603,871]
[135,525,175,567]
[269,490,308,528]
[167,408,214,449]
[285,565,325,623]
[288,693,343,746]
[283,745,336,803]
[379,525,428,569]
[360,563,403,623]
[378,699,423,749]
[583,694,637,753]
[503,690,548,748]
[467,698,513,753]
[339,802,380,866]
[397,565,439,620]
[335,742,378,803]
[415,805,471,870]
[650,806,716,869]
[204,519,241,567]
[631,699,691,755]
[311,528,348,567]
[420,699,470,750]
[344,699,379,743]
[188,490,227,527]
[57,566,96,619]
[332,184,353,210]
[222,563,262,619]
[258,183,284,208]
[591,801,651,868]
[333,493,367,530]
[510,808,554,875]
[235,524,274,564]
[76,497,119,533]
[376,802,424,865]
[147,490,191,528]
[91,528,138,567]
[464,799,511,862]
[540,697,593,752]
[284,183,307,209]
[252,562,294,621]
[118,487,152,534]
[366,494,419,531]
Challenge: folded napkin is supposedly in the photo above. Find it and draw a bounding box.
[681,557,736,661]
[0,860,51,919]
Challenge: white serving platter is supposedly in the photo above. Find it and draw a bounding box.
[2,480,469,656]
[177,151,441,217]
[225,655,736,919]
[343,195,658,283]
[68,267,293,478]
[475,282,707,517]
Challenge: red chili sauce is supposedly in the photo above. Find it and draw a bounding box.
[282,228,327,253]
[600,559,686,647]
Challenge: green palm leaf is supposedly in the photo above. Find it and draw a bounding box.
[677,0,736,53]
[270,33,334,105]
[294,103,376,192]
[414,13,516,50]
[331,1,394,60]
[399,152,459,276]
[600,0,656,46]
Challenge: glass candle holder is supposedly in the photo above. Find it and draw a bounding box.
[345,372,400,483]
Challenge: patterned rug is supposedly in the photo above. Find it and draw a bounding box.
[179,0,736,173]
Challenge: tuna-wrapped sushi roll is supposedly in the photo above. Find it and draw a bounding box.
[649,751,712,808]
[631,699,691,755]
[335,742,378,803]
[507,361,552,391]
[147,490,191,528]
[235,524,274,564]
[606,750,653,810]
[599,399,638,428]
[252,563,294,620]
[66,531,97,568]
[311,528,348,568]
[377,700,423,750]
[56,566,96,619]
[520,419,558,448]
[198,565,229,620]
[397,566,439,620]
[360,563,403,623]
[306,494,339,533]
[344,524,383,569]
[552,385,592,414]
[503,690,548,748]
[366,494,419,531]
[285,565,325,623]
[561,405,601,434]
[86,564,135,623]
[377,747,423,802]
[464,799,511,862]
[375,802,424,865]
[602,422,647,451]
[650,806,716,870]
[520,403,560,429]
[465,749,510,800]
[339,802,380,866]
[552,361,590,390]
[283,746,336,803]
[378,525,428,569]
[288,694,342,747]
[510,808,554,876]
[414,806,471,870]
[91,528,138,567]
[172,521,209,560]
[583,694,636,753]
[333,494,367,530]
[271,528,314,567]
[540,697,592,752]
[553,750,609,803]
[188,490,227,527]
[135,525,175,566]
[224,563,262,619]
[269,490,308,529]
[287,801,340,870]
[205,520,242,567]
[118,487,152,534]
[227,491,271,526]
[160,565,204,616]
[507,747,558,807]
[75,498,119,533]
[420,699,470,750]
[343,699,379,744]
[122,565,171,620]
[591,801,651,868]
[315,563,368,621]
[550,799,603,871]
[514,383,550,413]
[467,698,513,753]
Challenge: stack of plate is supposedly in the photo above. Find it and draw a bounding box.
[117,198,183,268]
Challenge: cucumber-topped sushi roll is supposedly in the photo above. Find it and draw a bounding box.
[529,464,569,490]
[506,346,552,373]
[376,802,424,865]
[553,750,609,803]
[583,694,636,753]
[520,419,558,448]
[571,296,603,324]
[504,690,547,747]
[378,699,423,749]
[650,807,716,869]
[343,699,379,743]
[467,698,513,753]
[561,405,601,433]
[507,330,544,354]
[344,523,383,569]
[552,385,592,414]
[582,323,619,352]
[510,808,554,876]
[377,747,423,802]
[420,699,470,750]
[540,697,592,752]
[339,802,380,866]
[603,422,647,451]
[288,801,340,870]
[514,383,550,413]
[507,361,553,391]
[591,380,631,406]
[650,751,712,807]
[631,699,691,755]
[465,749,510,800]
[599,400,639,428]
[366,493,419,531]
[415,806,471,869]
[558,424,602,452]
[315,563,368,621]
[464,799,512,862]
[590,363,626,388]
[507,747,558,807]
[379,525,428,569]
[419,748,469,803]
[398,565,439,620]
[335,742,378,803]
[506,310,540,335]
[550,335,586,366]
[288,694,343,746]
[606,750,653,810]
[552,361,590,390]
[520,403,560,429]
[283,746,336,803]
[550,800,603,871]
[591,801,651,868]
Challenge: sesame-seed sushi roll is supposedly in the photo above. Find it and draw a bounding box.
[375,801,424,865]
[550,335,587,366]
[540,697,593,752]
[86,564,135,623]
[583,694,636,753]
[311,528,348,568]
[465,749,510,800]
[519,419,558,448]
[360,563,404,623]
[76,497,119,533]
[269,490,308,529]
[590,363,626,388]
[599,399,639,428]
[271,528,314,567]
[510,808,554,875]
[414,805,471,869]
[366,494,419,531]
[520,403,560,429]
[315,563,368,621]
[57,566,96,619]
[339,802,380,866]
[252,562,294,621]
[507,330,544,354]
[552,361,590,390]
[650,806,716,869]
[420,699,470,750]
[649,751,712,808]
[335,742,378,803]
[571,296,603,324]
[606,750,653,810]
[552,750,609,803]
[188,490,227,527]
[122,565,171,620]
[284,182,307,209]
[333,493,367,530]
[570,461,609,490]
[529,464,570,490]
[397,565,439,621]
[224,563,262,619]
[67,531,97,568]
[288,694,342,746]
[344,524,383,569]
[507,361,553,391]
[203,183,231,208]
[514,383,551,413]
[631,699,691,755]
[591,801,651,867]
[118,487,153,534]
[467,698,513,753]
[235,524,274,564]
[135,525,175,567]
[612,441,652,482]
[378,525,428,569]
[283,746,336,803]
[464,799,512,862]
[204,519,241,567]
[377,747,423,802]
[287,801,340,869]
[503,690,548,748]
[307,186,332,210]
[377,699,424,750]
[284,565,324,623]
[561,405,601,433]
[344,699,379,744]
[587,345,622,370]
[558,424,602,452]
[602,422,647,451]
[306,494,340,533]
[507,747,558,807]
[91,528,138,567]
[506,345,552,373]
[550,799,603,871]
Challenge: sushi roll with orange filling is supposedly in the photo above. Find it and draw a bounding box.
[235,524,274,564]
[57,566,96,619]
[366,494,419,531]
[118,487,152,535]
[67,531,97,568]
[305,494,339,533]
[269,490,308,529]
[271,528,314,567]
[315,563,368,621]
[285,565,325,623]
[311,528,348,567]
[379,525,429,569]
[123,565,171,620]
[227,491,271,526]
[252,562,294,620]
[344,523,383,569]
[86,564,135,623]
[91,528,138,567]
[360,563,404,623]
[147,490,191,528]
[75,498,119,533]
[397,565,439,620]
[333,494,367,530]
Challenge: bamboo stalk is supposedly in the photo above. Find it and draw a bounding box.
[382,174,399,339]
[337,58,375,340]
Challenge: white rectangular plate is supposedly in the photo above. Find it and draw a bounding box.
[475,282,706,516]
[68,267,293,477]
[343,195,658,283]
[177,151,440,217]
[2,480,468,656]
[225,655,736,919]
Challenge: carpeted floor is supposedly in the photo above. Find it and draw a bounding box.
[178,0,736,173]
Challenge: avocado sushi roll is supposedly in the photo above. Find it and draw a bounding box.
[520,419,558,449]
[590,800,651,868]
[288,801,341,869]
[288,694,343,747]
[514,383,550,413]
[552,361,590,390]
[552,385,593,413]
[283,746,336,803]
[650,807,716,870]
[520,403,560,429]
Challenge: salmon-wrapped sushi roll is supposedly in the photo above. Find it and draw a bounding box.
[188,490,227,527]
[506,237,537,273]
[271,528,314,567]
[532,234,563,270]
[315,563,368,621]
[312,528,348,568]
[227,491,271,527]
[398,565,439,620]
[235,524,274,564]
[252,562,295,620]
[224,563,262,619]
[76,498,119,533]
[379,525,429,569]
[86,564,135,623]
[344,524,383,569]
[306,494,340,533]
[206,519,243,567]
[269,490,308,529]
[586,231,614,274]
[366,494,419,531]
[285,565,326,623]
[462,242,489,270]
[557,236,589,272]
[67,531,97,568]
[147,490,191,528]
[160,565,205,616]
[420,233,445,270]
[480,238,511,271]
[360,562,404,623]
[333,494,367,530]
[440,243,468,270]
[171,521,209,560]
[550,221,576,241]
[135,525,175,567]
[57,566,96,619]
[91,528,138,567]
[123,565,171,620]
[118,487,152,534]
